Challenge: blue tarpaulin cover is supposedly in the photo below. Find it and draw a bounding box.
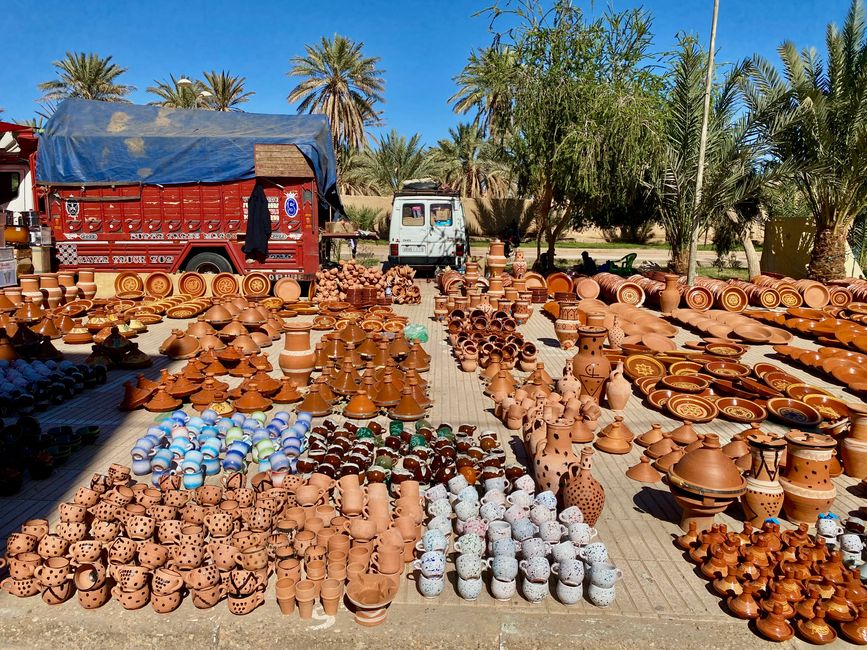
[37,98,342,210]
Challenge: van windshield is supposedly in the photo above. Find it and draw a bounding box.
[430,203,453,226]
[402,203,425,226]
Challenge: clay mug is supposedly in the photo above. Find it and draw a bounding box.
[125,514,156,540]
[107,537,138,564]
[457,575,484,600]
[426,497,452,519]
[107,463,131,485]
[551,540,578,563]
[486,520,512,543]
[294,530,316,557]
[510,518,537,542]
[69,540,103,564]
[73,487,101,507]
[191,582,226,609]
[235,544,269,571]
[414,573,446,598]
[520,537,551,560]
[276,558,302,582]
[41,580,75,605]
[483,477,510,494]
[453,485,480,504]
[558,506,584,525]
[303,516,324,535]
[246,507,274,532]
[151,589,185,613]
[73,562,107,591]
[454,533,485,557]
[2,577,41,598]
[416,530,448,553]
[178,524,206,546]
[105,485,134,507]
[506,489,533,508]
[111,563,151,591]
[8,552,41,579]
[490,538,520,558]
[530,503,556,526]
[839,533,864,553]
[513,474,535,494]
[447,474,469,495]
[587,583,616,607]
[577,542,609,566]
[37,533,69,559]
[555,578,584,605]
[491,576,517,600]
[171,543,205,570]
[480,501,506,523]
[520,556,551,583]
[147,505,178,523]
[158,519,184,545]
[588,562,623,589]
[481,489,507,506]
[425,484,448,502]
[377,526,405,549]
[393,515,420,542]
[184,564,221,590]
[371,544,404,575]
[426,515,453,537]
[456,553,489,580]
[234,487,255,508]
[55,521,88,543]
[231,529,263,551]
[459,517,488,537]
[504,504,530,525]
[163,489,190,508]
[328,534,351,554]
[340,490,365,516]
[295,485,325,506]
[455,499,481,522]
[21,519,50,539]
[534,490,557,511]
[552,558,585,586]
[204,510,236,538]
[349,518,377,542]
[137,541,170,569]
[5,532,38,556]
[111,583,151,610]
[195,485,222,506]
[180,503,206,525]
[538,520,567,543]
[490,555,519,581]
[567,522,598,546]
[413,550,446,578]
[77,580,111,609]
[209,542,239,571]
[817,517,844,538]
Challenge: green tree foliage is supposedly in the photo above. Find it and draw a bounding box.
[38,52,134,103]
[427,123,512,198]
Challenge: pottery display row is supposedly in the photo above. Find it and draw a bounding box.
[677,519,867,644]
[669,307,793,346]
[313,259,420,305]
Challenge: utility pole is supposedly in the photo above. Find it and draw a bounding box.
[687,0,720,285]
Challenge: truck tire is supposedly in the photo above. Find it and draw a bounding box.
[184,252,233,274]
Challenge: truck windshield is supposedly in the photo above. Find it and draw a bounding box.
[402,203,425,226]
[0,172,20,204]
[430,203,453,226]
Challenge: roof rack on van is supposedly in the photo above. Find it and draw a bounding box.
[394,188,461,198]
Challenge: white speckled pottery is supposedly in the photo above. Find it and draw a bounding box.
[491,576,517,600]
[457,575,484,600]
[558,506,584,525]
[521,576,549,603]
[587,583,616,607]
[555,579,584,605]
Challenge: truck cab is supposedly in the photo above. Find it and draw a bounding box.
[387,183,468,271]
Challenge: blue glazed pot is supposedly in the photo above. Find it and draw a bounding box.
[132,457,152,476]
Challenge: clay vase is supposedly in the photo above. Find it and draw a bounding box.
[605,361,630,411]
[554,302,581,349]
[607,315,624,351]
[279,321,315,386]
[740,431,786,525]
[572,326,611,403]
[659,274,681,315]
[531,417,579,495]
[512,250,527,278]
[561,447,605,526]
[39,274,63,309]
[779,431,837,525]
[76,269,98,300]
[842,405,867,478]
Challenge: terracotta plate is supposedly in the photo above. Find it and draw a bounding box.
[685,286,714,311]
[242,272,271,297]
[274,278,302,303]
[732,323,775,343]
[177,272,207,298]
[703,360,751,378]
[785,383,832,400]
[660,374,709,394]
[546,272,573,296]
[144,271,173,298]
[669,361,703,375]
[212,273,240,297]
[704,342,747,358]
[616,282,645,306]
[802,394,850,421]
[635,376,659,396]
[642,333,677,353]
[523,272,546,290]
[114,272,143,295]
[739,376,783,399]
[624,354,666,380]
[573,277,600,299]
[647,389,676,409]
[763,371,801,392]
[767,397,822,427]
[665,393,718,423]
[716,397,767,424]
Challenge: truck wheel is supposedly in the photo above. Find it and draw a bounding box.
[184,252,232,274]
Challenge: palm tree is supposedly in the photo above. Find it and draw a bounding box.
[38,52,134,102]
[337,146,371,196]
[147,75,208,109]
[428,123,511,197]
[202,70,254,111]
[742,0,867,280]
[355,130,432,195]
[450,46,517,140]
[652,38,767,274]
[287,34,385,152]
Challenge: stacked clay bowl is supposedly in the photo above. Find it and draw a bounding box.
[772,343,867,395]
[670,308,793,345]
[627,273,714,313]
[592,272,645,306]
[750,305,867,351]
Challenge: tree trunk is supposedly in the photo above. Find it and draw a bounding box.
[726,210,761,278]
[669,245,689,275]
[809,224,848,281]
[532,181,554,272]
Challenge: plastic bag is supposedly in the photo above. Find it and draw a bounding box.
[403,324,429,343]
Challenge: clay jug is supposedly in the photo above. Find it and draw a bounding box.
[554,302,581,349]
[557,358,581,395]
[572,326,610,403]
[279,321,316,386]
[76,269,98,299]
[561,447,605,526]
[531,417,579,495]
[605,361,630,411]
[659,274,681,314]
[607,315,624,350]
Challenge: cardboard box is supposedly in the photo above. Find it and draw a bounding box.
[0,259,16,288]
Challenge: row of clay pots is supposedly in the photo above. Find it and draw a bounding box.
[676,520,867,644]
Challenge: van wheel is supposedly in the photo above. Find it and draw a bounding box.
[184,252,232,274]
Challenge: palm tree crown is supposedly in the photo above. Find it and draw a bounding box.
[354,130,432,195]
[287,34,385,152]
[428,123,511,198]
[38,52,134,103]
[202,70,254,111]
[450,46,517,139]
[147,75,208,109]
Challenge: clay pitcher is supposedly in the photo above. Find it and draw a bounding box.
[561,447,605,526]
[531,417,579,495]
[572,326,611,403]
[659,274,681,315]
[279,321,316,386]
[605,361,630,411]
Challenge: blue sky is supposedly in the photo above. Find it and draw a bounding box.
[0,0,853,145]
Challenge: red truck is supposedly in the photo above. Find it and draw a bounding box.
[1,99,344,281]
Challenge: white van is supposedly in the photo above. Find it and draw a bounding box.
[387,183,468,270]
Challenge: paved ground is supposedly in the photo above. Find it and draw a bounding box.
[0,282,860,648]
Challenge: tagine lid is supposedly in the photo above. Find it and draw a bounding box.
[668,434,746,497]
[746,427,787,449]
[784,429,836,448]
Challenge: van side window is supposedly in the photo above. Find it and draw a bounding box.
[430,203,453,226]
[0,172,20,204]
[402,203,425,226]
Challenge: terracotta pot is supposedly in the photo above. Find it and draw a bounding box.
[554,301,581,349]
[279,321,316,386]
[531,417,579,495]
[561,447,605,526]
[741,431,786,525]
[605,361,630,411]
[573,326,611,402]
[779,431,837,524]
[659,274,681,314]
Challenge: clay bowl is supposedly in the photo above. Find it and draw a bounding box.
[634,376,659,396]
[802,394,850,421]
[732,323,775,344]
[831,362,867,386]
[703,361,751,379]
[766,397,822,427]
[753,362,783,379]
[659,375,710,394]
[704,342,747,358]
[763,371,802,392]
[647,389,676,409]
[785,383,832,400]
[668,361,703,376]
[739,377,783,399]
[715,397,767,424]
[664,393,719,423]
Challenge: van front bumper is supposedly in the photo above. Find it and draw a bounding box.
[388,255,463,269]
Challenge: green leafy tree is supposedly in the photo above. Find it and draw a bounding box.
[38,52,134,102]
[742,0,867,280]
[450,46,517,139]
[355,130,433,195]
[287,34,385,152]
[147,75,208,109]
[428,123,512,197]
[202,70,254,111]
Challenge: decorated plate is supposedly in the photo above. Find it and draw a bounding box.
[114,272,143,295]
[669,361,703,375]
[739,376,783,399]
[178,272,207,298]
[635,376,659,396]
[785,383,832,401]
[704,342,747,358]
[802,394,850,421]
[616,282,645,306]
[719,287,748,312]
[647,389,676,409]
[703,360,751,378]
[274,277,302,303]
[546,272,573,296]
[144,272,173,298]
[212,273,240,297]
[716,397,767,424]
[763,371,801,392]
[685,286,714,311]
[624,354,666,380]
[659,375,709,394]
[665,393,718,423]
[242,272,271,297]
[767,397,822,427]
